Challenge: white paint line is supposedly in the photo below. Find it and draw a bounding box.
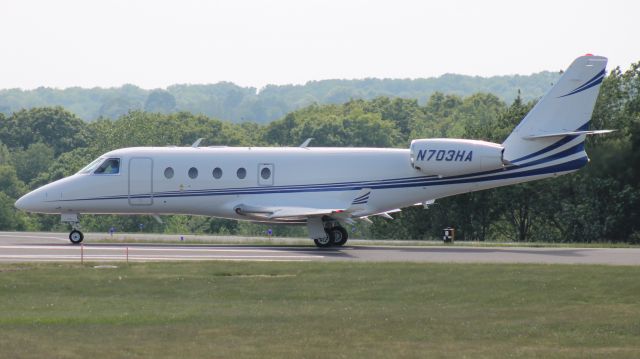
[0,245,79,250]
[0,255,316,262]
[0,234,68,242]
[0,258,313,263]
[0,245,319,254]
[0,254,322,260]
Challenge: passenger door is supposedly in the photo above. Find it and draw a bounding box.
[129,158,153,205]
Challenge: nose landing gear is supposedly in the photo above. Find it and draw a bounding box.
[61,213,84,245]
[69,229,84,244]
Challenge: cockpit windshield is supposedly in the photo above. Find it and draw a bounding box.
[77,157,104,174]
[76,157,121,175]
[94,158,120,174]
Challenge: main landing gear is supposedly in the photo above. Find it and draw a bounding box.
[326,226,348,246]
[309,217,349,248]
[61,213,84,245]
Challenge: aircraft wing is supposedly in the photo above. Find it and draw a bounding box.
[234,203,352,220]
[234,188,372,221]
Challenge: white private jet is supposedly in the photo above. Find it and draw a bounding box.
[15,55,612,247]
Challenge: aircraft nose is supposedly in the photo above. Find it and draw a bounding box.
[15,191,40,212]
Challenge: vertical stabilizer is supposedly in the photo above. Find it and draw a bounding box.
[502,55,607,164]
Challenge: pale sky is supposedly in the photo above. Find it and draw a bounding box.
[1,0,637,90]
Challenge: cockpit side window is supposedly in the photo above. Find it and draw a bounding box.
[77,157,104,174]
[94,158,120,175]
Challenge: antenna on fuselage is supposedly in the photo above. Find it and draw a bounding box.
[191,138,204,148]
[299,138,313,148]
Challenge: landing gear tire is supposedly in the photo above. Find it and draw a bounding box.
[328,226,348,246]
[313,235,332,248]
[69,230,84,245]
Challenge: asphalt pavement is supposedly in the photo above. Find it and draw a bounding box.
[1,231,639,265]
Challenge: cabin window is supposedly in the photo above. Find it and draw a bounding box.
[188,167,198,179]
[94,158,120,175]
[260,167,271,180]
[212,167,223,179]
[164,167,174,179]
[236,167,246,179]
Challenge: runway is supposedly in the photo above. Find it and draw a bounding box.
[1,232,640,265]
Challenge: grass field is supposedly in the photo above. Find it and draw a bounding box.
[1,261,639,358]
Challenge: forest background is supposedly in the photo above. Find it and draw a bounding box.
[1,64,638,243]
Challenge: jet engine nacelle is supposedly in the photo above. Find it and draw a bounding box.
[409,138,505,177]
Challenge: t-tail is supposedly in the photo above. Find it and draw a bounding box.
[502,54,613,170]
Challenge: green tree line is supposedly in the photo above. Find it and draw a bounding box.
[0,63,638,242]
[0,72,559,123]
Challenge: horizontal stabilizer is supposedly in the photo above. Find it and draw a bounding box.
[523,129,615,140]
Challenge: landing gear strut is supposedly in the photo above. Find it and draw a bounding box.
[62,213,84,245]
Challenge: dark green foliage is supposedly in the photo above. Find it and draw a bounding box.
[0,165,27,199]
[0,165,29,230]
[0,107,88,155]
[11,142,55,185]
[264,102,402,147]
[0,192,28,230]
[0,62,639,242]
